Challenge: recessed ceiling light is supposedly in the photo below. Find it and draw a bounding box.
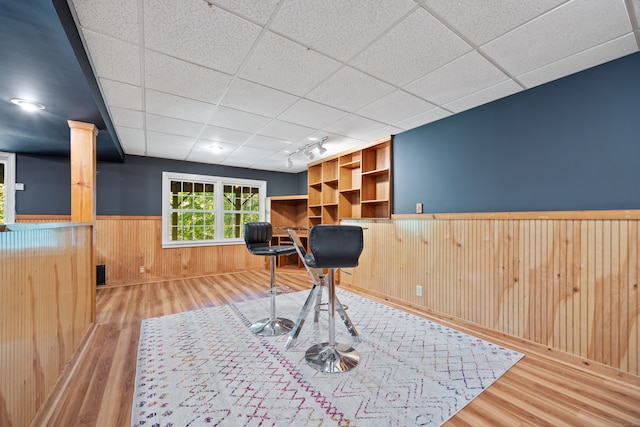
[207,144,224,151]
[10,98,45,112]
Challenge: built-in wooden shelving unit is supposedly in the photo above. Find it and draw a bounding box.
[308,136,392,226]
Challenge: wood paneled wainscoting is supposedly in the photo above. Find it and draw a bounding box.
[17,215,263,285]
[0,223,94,427]
[342,211,640,378]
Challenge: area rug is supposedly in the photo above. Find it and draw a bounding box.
[131,289,523,426]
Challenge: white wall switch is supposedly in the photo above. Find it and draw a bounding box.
[416,202,423,214]
[15,183,24,191]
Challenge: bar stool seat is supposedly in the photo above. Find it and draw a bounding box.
[286,225,363,373]
[244,222,296,336]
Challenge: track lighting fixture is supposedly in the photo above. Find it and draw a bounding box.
[285,136,328,168]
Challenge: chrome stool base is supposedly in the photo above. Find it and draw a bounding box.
[251,317,294,336]
[305,342,360,373]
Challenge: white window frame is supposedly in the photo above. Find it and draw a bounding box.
[161,171,266,248]
[0,151,16,224]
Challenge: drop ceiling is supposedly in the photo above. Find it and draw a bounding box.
[2,0,639,173]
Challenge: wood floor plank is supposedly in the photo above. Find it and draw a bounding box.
[33,270,640,427]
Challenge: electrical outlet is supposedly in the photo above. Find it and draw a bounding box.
[139,266,145,273]
[416,202,423,214]
[416,285,423,297]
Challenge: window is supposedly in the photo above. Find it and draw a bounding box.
[162,172,265,248]
[0,152,16,224]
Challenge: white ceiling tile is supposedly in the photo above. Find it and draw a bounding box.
[443,80,523,113]
[143,0,261,74]
[351,8,471,86]
[200,126,252,144]
[393,107,452,131]
[253,158,294,173]
[209,106,272,132]
[185,150,227,164]
[307,67,396,111]
[146,131,195,159]
[278,99,347,129]
[110,107,144,129]
[99,79,142,110]
[356,90,435,125]
[635,0,640,22]
[481,0,633,76]
[115,126,145,153]
[72,0,139,43]
[221,79,299,117]
[225,145,276,161]
[211,0,280,25]
[144,51,232,103]
[240,31,341,96]
[82,30,140,85]
[360,125,403,142]
[243,135,293,151]
[145,89,216,123]
[420,0,565,46]
[146,114,204,137]
[270,0,417,61]
[404,51,509,105]
[518,34,639,89]
[324,115,388,140]
[258,120,314,142]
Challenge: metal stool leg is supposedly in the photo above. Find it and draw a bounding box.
[284,281,321,350]
[304,269,359,373]
[250,255,294,336]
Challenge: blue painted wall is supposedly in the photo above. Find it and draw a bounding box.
[16,154,306,216]
[393,52,640,214]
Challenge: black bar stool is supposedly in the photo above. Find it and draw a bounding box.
[286,225,363,373]
[244,222,296,336]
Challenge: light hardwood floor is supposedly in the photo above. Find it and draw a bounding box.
[34,270,640,426]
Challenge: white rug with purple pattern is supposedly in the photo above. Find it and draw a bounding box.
[132,289,523,426]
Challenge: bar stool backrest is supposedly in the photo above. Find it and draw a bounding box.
[306,225,363,269]
[244,222,273,253]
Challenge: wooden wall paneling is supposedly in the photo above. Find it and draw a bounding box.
[343,215,640,377]
[0,224,93,427]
